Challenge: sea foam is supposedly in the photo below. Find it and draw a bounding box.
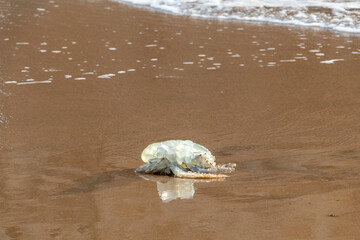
[113,0,360,34]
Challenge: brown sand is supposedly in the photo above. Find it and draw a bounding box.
[1,0,360,239]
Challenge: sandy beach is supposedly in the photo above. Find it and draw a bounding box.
[1,0,360,239]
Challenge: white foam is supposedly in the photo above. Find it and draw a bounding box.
[320,59,344,64]
[48,69,61,72]
[113,0,360,34]
[97,74,116,78]
[295,56,308,60]
[17,80,51,85]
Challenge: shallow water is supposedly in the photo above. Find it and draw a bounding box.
[1,0,360,239]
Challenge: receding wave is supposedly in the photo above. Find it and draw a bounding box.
[113,0,360,33]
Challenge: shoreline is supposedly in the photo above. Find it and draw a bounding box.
[112,0,360,35]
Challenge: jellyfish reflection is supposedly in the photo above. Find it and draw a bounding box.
[138,174,223,203]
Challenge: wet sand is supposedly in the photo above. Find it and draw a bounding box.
[1,0,360,239]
